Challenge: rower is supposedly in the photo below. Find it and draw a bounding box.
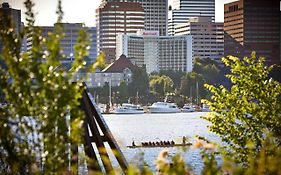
[182,136,187,144]
[132,141,136,147]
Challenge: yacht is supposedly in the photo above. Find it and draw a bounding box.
[113,103,144,114]
[181,104,195,113]
[148,102,181,113]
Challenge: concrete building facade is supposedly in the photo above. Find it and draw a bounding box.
[102,0,168,36]
[34,23,97,62]
[224,0,280,64]
[168,0,215,36]
[175,17,224,60]
[116,30,193,73]
[96,2,145,63]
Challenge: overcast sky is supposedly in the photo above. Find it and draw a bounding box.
[1,0,235,26]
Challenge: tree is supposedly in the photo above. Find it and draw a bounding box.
[128,66,149,98]
[159,70,185,90]
[180,72,205,103]
[202,52,281,164]
[193,57,221,84]
[0,0,104,173]
[149,75,174,98]
[118,81,129,103]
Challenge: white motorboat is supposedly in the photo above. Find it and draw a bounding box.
[148,102,181,113]
[181,104,195,112]
[113,103,144,114]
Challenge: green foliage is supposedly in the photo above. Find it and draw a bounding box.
[149,75,174,98]
[118,81,129,102]
[193,57,221,84]
[159,70,185,90]
[1,0,281,174]
[180,72,205,103]
[202,52,281,164]
[0,0,104,173]
[128,66,149,97]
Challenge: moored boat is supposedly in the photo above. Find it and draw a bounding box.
[181,104,195,112]
[148,102,181,113]
[113,103,144,114]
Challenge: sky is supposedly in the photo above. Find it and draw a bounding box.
[1,0,235,26]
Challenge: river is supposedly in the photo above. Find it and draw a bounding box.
[102,112,220,174]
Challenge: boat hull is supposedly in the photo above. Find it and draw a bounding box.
[148,107,181,113]
[127,143,192,148]
[181,109,195,113]
[113,109,144,114]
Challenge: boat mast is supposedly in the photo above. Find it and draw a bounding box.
[109,78,112,108]
[136,91,139,105]
[190,86,193,103]
[196,81,199,105]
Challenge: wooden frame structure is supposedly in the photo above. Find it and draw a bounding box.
[78,86,128,174]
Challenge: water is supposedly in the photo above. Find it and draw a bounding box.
[102,112,220,174]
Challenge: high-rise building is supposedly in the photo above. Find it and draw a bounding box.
[96,2,145,63]
[224,0,280,64]
[116,30,193,73]
[102,0,168,36]
[168,0,215,36]
[0,2,21,52]
[175,17,224,60]
[29,23,97,62]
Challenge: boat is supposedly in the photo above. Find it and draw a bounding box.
[127,142,192,149]
[113,103,144,114]
[181,104,195,112]
[148,102,181,113]
[193,105,202,112]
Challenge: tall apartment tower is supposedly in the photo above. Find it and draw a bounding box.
[102,0,168,36]
[168,0,215,36]
[30,23,97,62]
[0,2,21,52]
[175,17,224,60]
[224,0,280,64]
[96,2,145,63]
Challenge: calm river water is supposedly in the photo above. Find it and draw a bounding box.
[102,112,220,174]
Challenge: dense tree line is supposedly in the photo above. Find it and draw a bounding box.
[91,57,228,105]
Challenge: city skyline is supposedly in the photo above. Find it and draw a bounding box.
[2,0,234,26]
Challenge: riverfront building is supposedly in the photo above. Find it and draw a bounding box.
[175,17,224,60]
[224,0,280,64]
[96,2,145,63]
[168,0,215,36]
[78,54,137,88]
[116,30,193,73]
[102,0,168,36]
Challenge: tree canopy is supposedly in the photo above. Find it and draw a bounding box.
[202,52,281,164]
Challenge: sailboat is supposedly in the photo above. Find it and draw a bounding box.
[113,92,144,114]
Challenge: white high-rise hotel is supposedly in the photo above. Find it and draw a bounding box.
[116,30,193,73]
[168,0,215,36]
